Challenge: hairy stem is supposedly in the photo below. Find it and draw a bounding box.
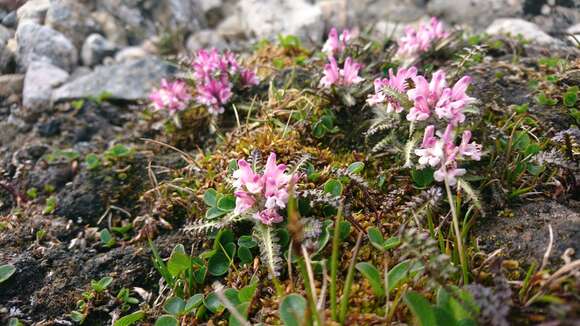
[444,177,469,285]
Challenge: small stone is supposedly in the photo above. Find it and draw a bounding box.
[486,18,560,45]
[1,10,16,27]
[16,21,78,72]
[53,58,176,102]
[45,0,98,49]
[0,24,13,72]
[91,11,128,46]
[81,33,117,67]
[114,46,148,63]
[0,73,24,98]
[238,0,324,41]
[16,0,50,24]
[23,61,69,114]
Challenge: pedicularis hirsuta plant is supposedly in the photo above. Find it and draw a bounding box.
[136,15,576,326]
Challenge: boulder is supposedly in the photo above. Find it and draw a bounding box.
[486,18,560,45]
[23,61,69,113]
[238,0,324,41]
[45,0,98,49]
[16,0,49,24]
[53,58,176,102]
[186,29,226,52]
[16,21,78,72]
[81,33,117,67]
[428,0,523,30]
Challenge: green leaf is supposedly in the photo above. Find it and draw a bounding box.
[205,207,227,220]
[383,236,401,250]
[113,310,145,326]
[367,227,384,250]
[204,292,224,314]
[106,144,131,159]
[214,229,235,248]
[338,221,351,241]
[208,250,230,276]
[323,179,343,197]
[238,281,258,303]
[8,318,24,326]
[564,89,578,107]
[229,302,250,326]
[203,188,218,207]
[217,194,236,211]
[434,307,458,326]
[0,264,16,283]
[154,315,179,326]
[225,288,241,306]
[411,167,434,188]
[69,311,85,323]
[100,229,116,248]
[356,262,385,297]
[404,292,437,326]
[85,153,100,170]
[279,294,307,326]
[164,296,186,315]
[167,246,191,277]
[347,162,365,174]
[387,260,423,293]
[238,235,257,248]
[184,294,204,314]
[238,246,253,265]
[91,276,113,293]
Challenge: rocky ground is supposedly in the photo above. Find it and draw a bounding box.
[0,0,579,325]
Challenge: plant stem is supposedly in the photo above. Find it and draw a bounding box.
[298,258,323,326]
[339,232,363,324]
[330,206,343,321]
[444,177,469,285]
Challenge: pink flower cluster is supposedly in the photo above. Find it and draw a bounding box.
[367,66,417,113]
[320,57,363,88]
[148,79,192,114]
[192,49,259,115]
[415,124,482,185]
[396,17,449,61]
[368,68,474,126]
[232,153,297,225]
[322,27,352,56]
[320,27,363,88]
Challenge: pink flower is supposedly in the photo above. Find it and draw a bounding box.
[320,57,363,88]
[405,70,444,122]
[434,76,475,125]
[240,69,259,87]
[322,27,352,56]
[255,209,284,225]
[415,124,482,186]
[232,152,297,225]
[368,67,418,112]
[396,17,449,61]
[148,79,191,114]
[195,77,233,115]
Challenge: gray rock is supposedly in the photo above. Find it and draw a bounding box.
[45,0,98,49]
[91,11,127,46]
[114,46,148,63]
[566,23,580,44]
[1,10,16,27]
[186,29,226,52]
[16,21,78,72]
[238,0,324,41]
[486,18,561,45]
[0,73,23,98]
[81,33,116,67]
[96,0,205,44]
[16,0,50,24]
[23,61,69,113]
[428,0,523,30]
[0,24,13,72]
[53,58,176,102]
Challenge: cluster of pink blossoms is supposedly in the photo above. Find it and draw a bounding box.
[321,27,353,56]
[149,79,192,114]
[368,68,474,126]
[232,153,298,225]
[396,17,449,61]
[320,27,363,88]
[192,49,259,115]
[415,124,482,185]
